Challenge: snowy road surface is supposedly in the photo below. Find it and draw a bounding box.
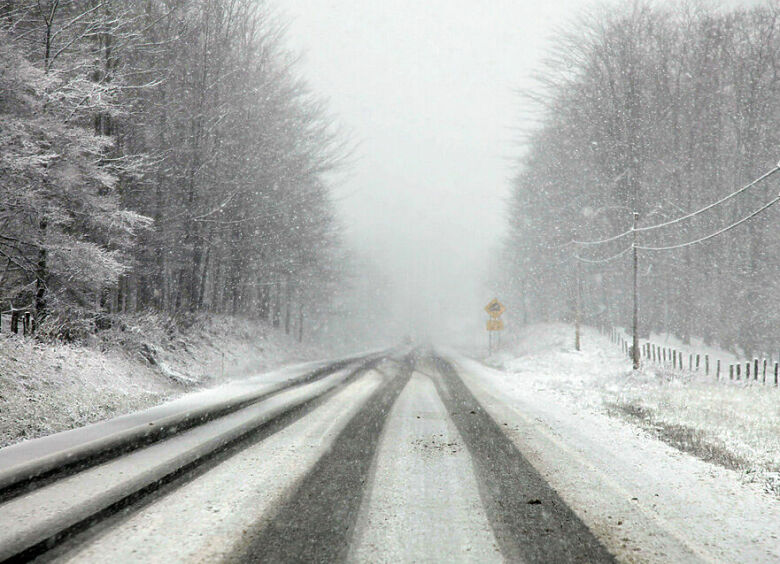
[348,371,501,563]
[2,349,778,562]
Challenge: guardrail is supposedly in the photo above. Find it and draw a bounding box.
[0,351,381,501]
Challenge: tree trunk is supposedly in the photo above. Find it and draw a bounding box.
[34,219,47,328]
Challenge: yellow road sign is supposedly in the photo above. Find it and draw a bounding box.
[486,319,504,331]
[484,298,506,318]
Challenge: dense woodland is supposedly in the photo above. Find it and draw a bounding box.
[501,2,779,358]
[0,0,346,339]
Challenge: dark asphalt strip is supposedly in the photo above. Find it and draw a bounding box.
[228,354,415,564]
[431,354,616,564]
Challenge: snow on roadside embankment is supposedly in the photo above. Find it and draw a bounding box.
[452,323,780,562]
[0,314,324,448]
[488,323,780,492]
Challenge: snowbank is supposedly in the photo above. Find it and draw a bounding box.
[0,314,325,448]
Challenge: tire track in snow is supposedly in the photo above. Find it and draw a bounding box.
[348,371,502,562]
[227,354,415,563]
[430,353,616,564]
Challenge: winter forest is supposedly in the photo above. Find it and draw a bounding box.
[499,2,780,359]
[0,0,349,340]
[1,0,778,359]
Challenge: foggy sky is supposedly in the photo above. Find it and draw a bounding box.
[279,0,763,345]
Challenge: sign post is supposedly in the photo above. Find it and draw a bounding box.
[484,298,506,355]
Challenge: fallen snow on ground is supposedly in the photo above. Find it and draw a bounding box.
[611,374,780,484]
[489,324,780,486]
[0,334,177,447]
[0,315,326,448]
[456,323,780,562]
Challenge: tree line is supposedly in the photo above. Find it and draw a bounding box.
[0,0,346,339]
[500,2,779,358]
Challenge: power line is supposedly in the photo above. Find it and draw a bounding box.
[570,162,779,246]
[635,164,780,233]
[637,194,780,251]
[573,246,632,264]
[565,161,779,372]
[552,240,574,250]
[572,229,632,246]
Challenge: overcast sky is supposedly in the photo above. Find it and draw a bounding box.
[278,0,760,344]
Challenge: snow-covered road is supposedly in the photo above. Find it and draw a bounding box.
[3,345,777,563]
[62,370,385,562]
[349,371,501,563]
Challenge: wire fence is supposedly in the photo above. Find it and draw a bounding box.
[603,326,780,387]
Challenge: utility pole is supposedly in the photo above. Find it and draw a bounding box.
[632,211,640,370]
[575,260,581,352]
[298,303,304,343]
[571,228,581,352]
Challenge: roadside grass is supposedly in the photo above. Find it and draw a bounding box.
[607,401,750,471]
[604,369,780,494]
[0,333,175,447]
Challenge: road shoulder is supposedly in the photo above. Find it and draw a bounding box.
[452,354,780,563]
